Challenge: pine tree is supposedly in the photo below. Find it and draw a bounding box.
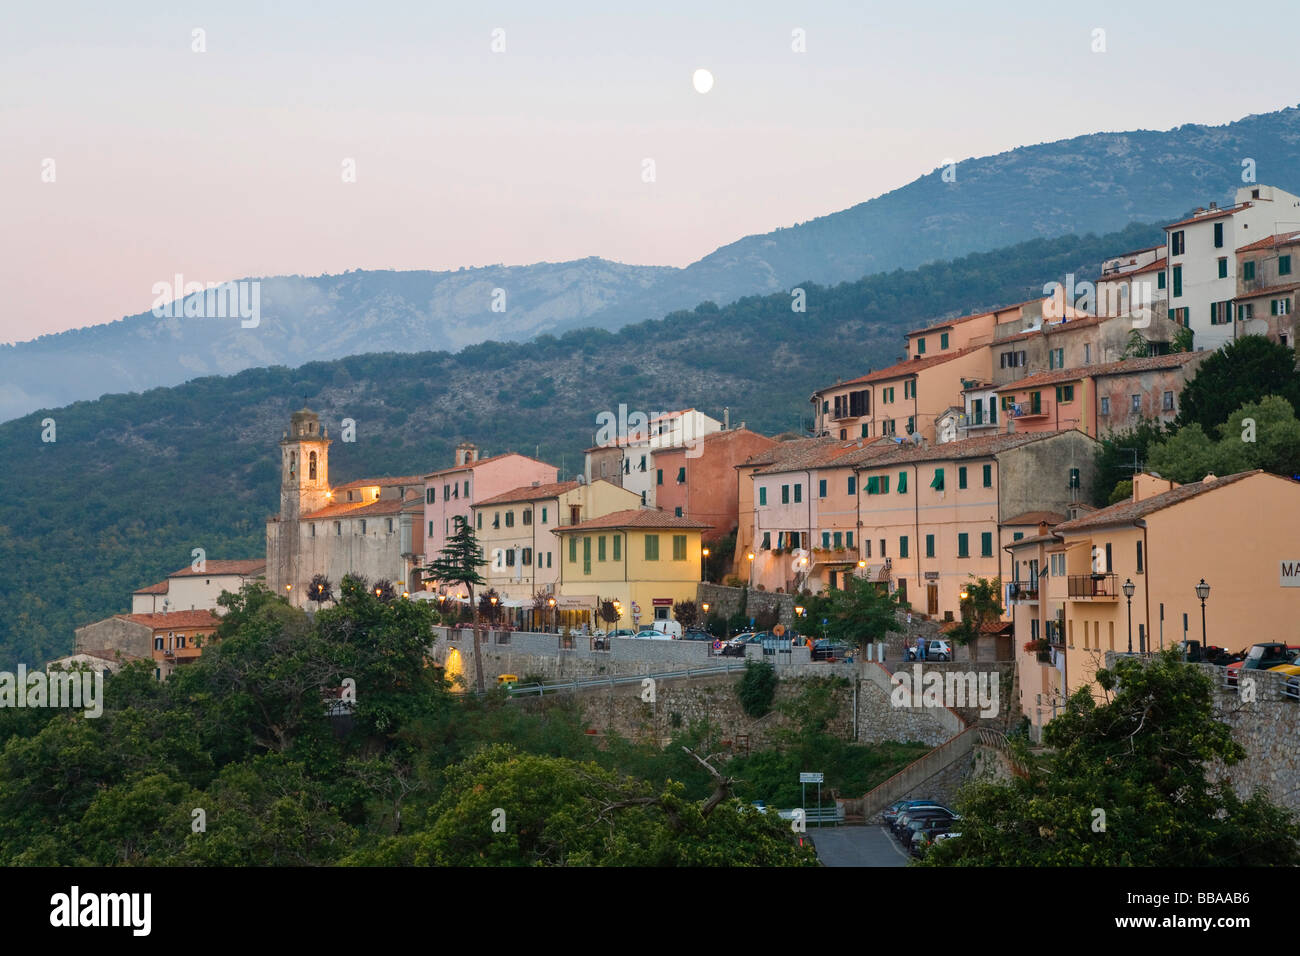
[420,516,488,693]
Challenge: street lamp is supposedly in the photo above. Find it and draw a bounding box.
[547,596,556,633]
[702,547,710,582]
[1122,578,1136,653]
[1195,578,1210,645]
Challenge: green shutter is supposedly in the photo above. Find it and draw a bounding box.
[899,536,909,558]
[645,534,659,561]
[1243,260,1255,281]
[759,487,767,506]
[613,534,621,561]
[847,476,856,495]
[656,468,663,485]
[917,338,926,354]
[569,537,577,563]
[981,532,993,557]
[598,536,606,561]
[957,533,968,557]
[673,535,686,560]
[983,464,992,487]
[583,536,591,574]
[940,332,949,349]
[958,467,967,489]
[822,531,830,548]
[1282,255,1292,276]
[819,479,827,497]
[925,534,935,558]
[677,467,686,483]
[794,484,802,503]
[898,471,907,493]
[866,476,879,495]
[930,468,944,490]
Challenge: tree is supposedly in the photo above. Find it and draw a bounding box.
[420,516,488,693]
[1175,335,1300,432]
[817,576,905,648]
[736,660,778,718]
[672,600,699,628]
[1148,395,1300,483]
[306,573,334,606]
[598,599,620,633]
[372,579,397,603]
[1092,420,1168,505]
[1169,324,1194,353]
[478,588,502,625]
[1120,329,1151,359]
[922,650,1300,865]
[948,576,1002,647]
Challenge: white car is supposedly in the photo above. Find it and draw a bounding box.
[907,638,953,661]
[633,629,673,640]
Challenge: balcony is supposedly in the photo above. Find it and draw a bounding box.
[812,547,859,566]
[1010,580,1039,603]
[1067,573,1118,600]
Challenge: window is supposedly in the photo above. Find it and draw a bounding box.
[1099,395,1111,416]
[523,508,532,526]
[463,480,469,497]
[583,537,591,575]
[613,535,621,561]
[1131,394,1141,412]
[598,536,607,561]
[1214,221,1223,248]
[957,533,969,558]
[981,532,993,557]
[793,484,802,503]
[759,487,767,506]
[1136,541,1144,574]
[1158,270,1166,289]
[847,476,856,495]
[822,531,831,548]
[781,485,789,504]
[154,637,164,651]
[1170,230,1185,256]
[818,478,827,498]
[1172,264,1182,298]
[925,534,935,558]
[1217,257,1228,279]
[1013,531,1023,541]
[541,506,548,524]
[673,535,687,560]
[1069,467,1080,489]
[866,475,880,495]
[931,468,944,491]
[899,536,909,558]
[310,523,316,537]
[761,531,771,550]
[982,464,992,487]
[1162,391,1174,411]
[1049,347,1064,369]
[656,468,663,485]
[677,467,686,483]
[882,419,896,436]
[940,332,949,349]
[971,401,983,425]
[958,466,968,489]
[522,547,532,566]
[906,416,915,435]
[505,510,514,527]
[879,539,886,557]
[880,475,890,494]
[429,520,434,536]
[833,531,843,548]
[1282,254,1293,276]
[904,380,914,400]
[917,337,926,354]
[386,518,393,533]
[1238,302,1254,321]
[1243,260,1256,281]
[505,549,515,567]
[898,471,908,493]
[1056,384,1075,403]
[645,534,660,560]
[846,531,855,548]
[639,455,647,472]
[426,487,435,504]
[989,397,997,424]
[861,423,870,437]
[334,521,341,536]
[569,537,577,563]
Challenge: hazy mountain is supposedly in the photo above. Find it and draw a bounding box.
[4,106,1298,423]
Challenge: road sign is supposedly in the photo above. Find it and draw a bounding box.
[773,624,786,637]
[799,772,824,783]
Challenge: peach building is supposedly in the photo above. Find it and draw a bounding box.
[993,352,1207,438]
[74,609,221,681]
[1233,230,1300,348]
[1047,470,1300,713]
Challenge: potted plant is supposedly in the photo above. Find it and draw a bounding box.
[1024,638,1051,662]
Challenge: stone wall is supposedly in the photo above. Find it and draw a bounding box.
[74,617,151,661]
[1201,664,1300,813]
[696,583,795,628]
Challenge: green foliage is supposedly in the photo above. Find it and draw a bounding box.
[672,600,699,627]
[947,576,1002,646]
[922,650,1300,866]
[1107,480,1133,505]
[1169,324,1194,353]
[814,575,905,647]
[1092,420,1169,506]
[736,660,778,718]
[1175,335,1300,433]
[1148,394,1300,482]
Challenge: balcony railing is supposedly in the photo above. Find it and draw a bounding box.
[1011,581,1039,602]
[1067,573,1118,600]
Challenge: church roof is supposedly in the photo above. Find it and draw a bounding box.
[302,489,422,521]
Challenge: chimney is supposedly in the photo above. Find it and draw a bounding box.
[724,406,730,429]
[1037,521,1049,537]
[1208,201,1218,210]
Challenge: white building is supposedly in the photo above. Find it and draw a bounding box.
[619,409,722,507]
[1164,184,1300,350]
[132,560,266,614]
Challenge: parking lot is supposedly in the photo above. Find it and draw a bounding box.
[810,826,911,867]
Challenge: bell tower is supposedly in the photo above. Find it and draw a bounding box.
[281,407,332,522]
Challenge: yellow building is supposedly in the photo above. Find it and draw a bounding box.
[1048,470,1300,707]
[553,509,707,631]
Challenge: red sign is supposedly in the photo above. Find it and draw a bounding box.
[652,598,674,606]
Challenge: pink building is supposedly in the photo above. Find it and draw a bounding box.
[422,442,557,570]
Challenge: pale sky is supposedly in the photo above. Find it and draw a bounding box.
[2,0,1297,343]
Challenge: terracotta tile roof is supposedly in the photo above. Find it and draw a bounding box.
[1233,281,1300,300]
[752,438,882,476]
[133,580,170,595]
[905,296,1056,339]
[1165,202,1251,230]
[302,489,421,521]
[116,610,221,630]
[847,429,1082,469]
[332,475,426,491]
[1053,471,1264,533]
[1003,532,1058,548]
[1235,230,1300,254]
[475,480,580,506]
[423,452,556,480]
[648,426,777,456]
[996,352,1202,393]
[939,618,1013,635]
[996,315,1110,346]
[822,346,985,391]
[168,559,266,578]
[553,509,710,533]
[1001,511,1066,527]
[740,437,826,469]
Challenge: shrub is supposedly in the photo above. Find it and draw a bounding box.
[736,660,778,718]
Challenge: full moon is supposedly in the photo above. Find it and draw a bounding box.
[692,68,714,94]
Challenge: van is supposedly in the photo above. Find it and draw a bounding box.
[650,620,682,639]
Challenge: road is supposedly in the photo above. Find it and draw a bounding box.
[811,825,912,867]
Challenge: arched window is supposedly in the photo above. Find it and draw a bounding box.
[309,451,317,480]
[289,451,297,480]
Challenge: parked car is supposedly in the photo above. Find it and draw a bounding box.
[883,799,939,824]
[682,628,713,641]
[892,807,955,835]
[633,629,672,640]
[1227,643,1299,686]
[650,620,682,639]
[607,629,637,639]
[907,638,953,661]
[811,640,850,661]
[1181,640,1238,665]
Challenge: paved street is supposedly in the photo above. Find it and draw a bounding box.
[811,826,911,867]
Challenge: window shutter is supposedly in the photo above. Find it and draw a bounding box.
[930,468,944,490]
[897,471,907,493]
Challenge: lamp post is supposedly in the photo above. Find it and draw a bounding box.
[746,551,755,585]
[1122,578,1136,653]
[1194,578,1210,646]
[702,547,710,583]
[547,596,556,633]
